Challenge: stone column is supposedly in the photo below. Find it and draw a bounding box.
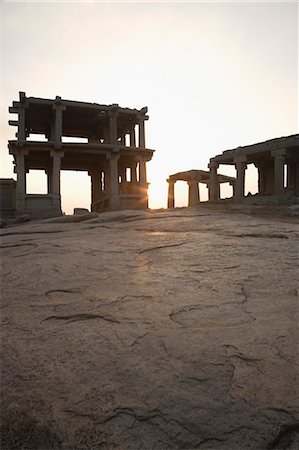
[138,158,148,208]
[286,160,296,192]
[52,97,66,148]
[188,180,200,207]
[109,153,120,210]
[139,159,147,184]
[89,170,101,211]
[229,181,235,197]
[16,92,28,141]
[138,118,145,148]
[17,108,26,141]
[131,163,137,183]
[109,109,118,145]
[208,162,220,201]
[50,150,63,209]
[118,164,127,194]
[167,179,175,208]
[46,169,53,195]
[130,125,136,147]
[255,162,266,195]
[15,150,27,211]
[271,150,285,195]
[234,157,247,200]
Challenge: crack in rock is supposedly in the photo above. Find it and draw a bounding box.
[41,313,120,324]
[235,233,289,239]
[96,407,203,436]
[138,241,188,254]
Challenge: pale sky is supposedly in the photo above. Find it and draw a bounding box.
[1,0,298,212]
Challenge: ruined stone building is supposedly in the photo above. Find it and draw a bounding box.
[167,170,235,208]
[7,92,154,218]
[208,134,299,202]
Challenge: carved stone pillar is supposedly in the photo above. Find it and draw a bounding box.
[208,162,220,201]
[167,179,175,208]
[229,181,235,197]
[109,153,120,210]
[89,170,101,211]
[109,108,118,145]
[130,125,136,147]
[50,150,63,209]
[255,162,267,195]
[271,150,285,195]
[286,160,296,192]
[46,168,53,195]
[52,97,66,148]
[188,180,200,207]
[15,150,27,211]
[138,118,145,148]
[139,159,147,184]
[138,158,148,208]
[131,163,137,183]
[234,157,247,200]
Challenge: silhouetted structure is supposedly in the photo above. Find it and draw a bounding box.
[8,92,154,218]
[167,170,235,208]
[208,134,299,201]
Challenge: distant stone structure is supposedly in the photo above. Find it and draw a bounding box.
[8,92,154,218]
[167,170,235,208]
[208,134,299,202]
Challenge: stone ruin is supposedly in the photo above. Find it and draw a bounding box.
[208,134,299,202]
[1,93,299,219]
[167,169,235,208]
[5,92,154,218]
[167,134,299,207]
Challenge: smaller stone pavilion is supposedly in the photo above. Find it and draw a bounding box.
[208,134,299,202]
[8,92,154,218]
[167,170,235,208]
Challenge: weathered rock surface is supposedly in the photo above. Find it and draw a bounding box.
[1,206,298,449]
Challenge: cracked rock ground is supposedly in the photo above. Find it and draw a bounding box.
[1,206,299,449]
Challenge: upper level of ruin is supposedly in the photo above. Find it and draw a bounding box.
[8,91,151,152]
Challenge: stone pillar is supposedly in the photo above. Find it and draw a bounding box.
[229,181,235,197]
[167,179,175,208]
[16,92,28,141]
[139,159,147,184]
[138,158,148,208]
[208,162,220,201]
[130,125,136,147]
[109,109,118,145]
[188,180,200,207]
[52,97,66,148]
[286,160,296,192]
[131,163,138,183]
[89,170,101,211]
[234,157,247,200]
[15,150,26,210]
[255,163,266,195]
[271,150,285,195]
[50,150,63,209]
[108,153,120,210]
[138,118,145,148]
[46,169,53,195]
